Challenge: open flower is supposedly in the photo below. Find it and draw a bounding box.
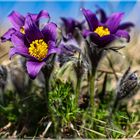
[1,10,50,42]
[96,7,134,30]
[82,8,130,47]
[10,15,59,79]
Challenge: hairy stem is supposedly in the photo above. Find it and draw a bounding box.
[43,69,50,113]
[75,77,81,106]
[89,69,96,110]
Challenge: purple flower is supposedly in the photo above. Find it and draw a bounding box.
[61,17,85,34]
[10,15,59,79]
[61,17,85,40]
[58,37,81,65]
[1,10,50,42]
[96,7,134,30]
[82,8,130,47]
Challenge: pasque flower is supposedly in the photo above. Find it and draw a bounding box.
[61,17,85,35]
[9,15,59,79]
[96,7,134,30]
[116,66,139,100]
[1,10,50,42]
[82,8,130,47]
[111,66,139,114]
[58,37,81,66]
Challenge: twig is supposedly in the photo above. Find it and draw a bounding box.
[32,128,39,140]
[91,118,106,124]
[97,125,125,135]
[97,68,121,75]
[133,128,140,138]
[77,125,106,137]
[0,122,12,133]
[70,123,81,137]
[40,121,52,138]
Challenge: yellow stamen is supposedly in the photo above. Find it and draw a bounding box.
[94,26,110,37]
[29,39,48,61]
[20,26,25,34]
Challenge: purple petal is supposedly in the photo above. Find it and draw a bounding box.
[61,17,75,33]
[36,10,50,21]
[100,34,116,46]
[27,13,40,28]
[26,61,45,79]
[87,32,101,45]
[42,41,60,61]
[115,30,130,42]
[25,15,44,43]
[8,11,25,30]
[1,28,16,42]
[9,47,29,59]
[82,29,92,38]
[96,8,107,23]
[29,10,50,25]
[42,41,59,61]
[82,8,99,31]
[59,40,81,55]
[61,17,74,26]
[42,22,57,42]
[11,32,27,48]
[118,22,134,30]
[29,14,37,21]
[28,10,50,29]
[48,41,60,56]
[10,32,31,59]
[88,33,116,46]
[106,12,124,33]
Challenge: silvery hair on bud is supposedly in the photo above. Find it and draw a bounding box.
[116,66,139,100]
[111,66,139,114]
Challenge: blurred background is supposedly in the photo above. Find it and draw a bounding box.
[0,1,140,24]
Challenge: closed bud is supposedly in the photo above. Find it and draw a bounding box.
[116,66,139,100]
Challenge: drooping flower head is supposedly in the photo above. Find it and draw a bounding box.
[61,17,85,35]
[1,10,50,42]
[10,15,59,79]
[58,36,81,66]
[60,17,85,41]
[82,8,130,47]
[96,7,134,30]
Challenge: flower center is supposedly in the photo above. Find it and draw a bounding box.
[29,39,48,61]
[94,26,110,37]
[20,26,25,34]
